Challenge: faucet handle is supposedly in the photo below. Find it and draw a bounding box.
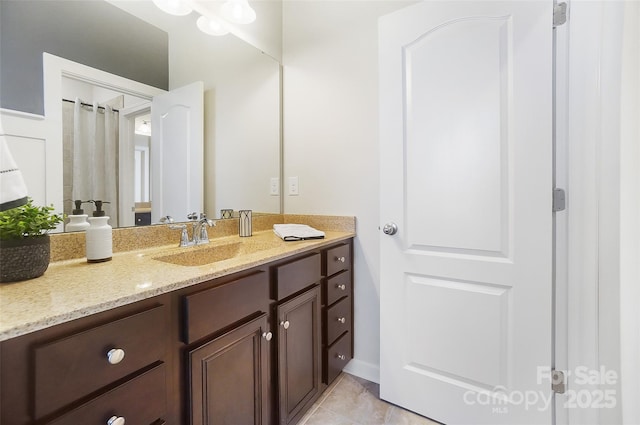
[168,224,191,247]
[159,215,174,224]
[199,212,207,220]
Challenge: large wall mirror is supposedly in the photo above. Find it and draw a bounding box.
[0,0,282,230]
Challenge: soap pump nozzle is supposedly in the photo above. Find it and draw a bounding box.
[90,200,110,217]
[72,199,87,215]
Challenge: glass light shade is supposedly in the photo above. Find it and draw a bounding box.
[152,0,192,16]
[220,0,256,25]
[136,121,152,136]
[196,15,230,36]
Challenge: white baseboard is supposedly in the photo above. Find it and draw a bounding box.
[343,358,380,384]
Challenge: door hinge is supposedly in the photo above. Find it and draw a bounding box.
[552,369,566,394]
[553,2,568,27]
[553,188,566,212]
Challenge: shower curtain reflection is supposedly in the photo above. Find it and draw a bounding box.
[62,99,119,227]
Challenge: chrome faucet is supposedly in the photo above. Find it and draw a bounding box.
[193,213,216,245]
[166,213,216,247]
[187,212,216,245]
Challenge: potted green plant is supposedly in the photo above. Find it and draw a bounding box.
[0,198,64,283]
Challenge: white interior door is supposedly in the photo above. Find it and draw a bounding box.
[379,2,553,424]
[151,81,204,223]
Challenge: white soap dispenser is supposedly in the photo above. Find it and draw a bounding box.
[86,200,112,263]
[65,200,90,232]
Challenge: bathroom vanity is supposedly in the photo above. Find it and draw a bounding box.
[0,225,354,425]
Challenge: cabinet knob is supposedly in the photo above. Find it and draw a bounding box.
[336,354,346,360]
[262,331,273,341]
[337,317,346,324]
[280,320,290,330]
[335,256,346,263]
[107,348,125,365]
[336,284,346,291]
[107,416,125,425]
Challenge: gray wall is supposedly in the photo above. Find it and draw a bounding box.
[0,0,169,115]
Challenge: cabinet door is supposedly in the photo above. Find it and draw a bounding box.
[276,286,321,425]
[188,314,270,425]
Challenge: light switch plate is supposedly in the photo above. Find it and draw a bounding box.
[288,177,299,196]
[270,177,279,196]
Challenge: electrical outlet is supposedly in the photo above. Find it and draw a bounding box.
[270,177,279,196]
[288,177,299,196]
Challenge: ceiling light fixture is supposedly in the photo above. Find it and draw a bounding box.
[136,120,152,136]
[152,0,256,37]
[220,0,256,25]
[196,15,230,36]
[152,0,192,16]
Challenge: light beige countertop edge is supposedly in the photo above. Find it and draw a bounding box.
[0,230,355,341]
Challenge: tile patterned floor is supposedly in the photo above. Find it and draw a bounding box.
[298,373,442,425]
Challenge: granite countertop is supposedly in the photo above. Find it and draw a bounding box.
[0,229,354,342]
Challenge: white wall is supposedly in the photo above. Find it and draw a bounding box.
[282,1,412,382]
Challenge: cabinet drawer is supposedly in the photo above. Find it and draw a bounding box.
[48,363,166,425]
[324,270,351,306]
[34,305,166,419]
[324,296,351,346]
[325,244,350,277]
[324,332,352,384]
[274,253,321,300]
[183,271,269,344]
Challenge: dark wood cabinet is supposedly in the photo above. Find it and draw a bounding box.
[188,314,270,425]
[0,238,353,425]
[275,286,321,425]
[0,296,170,425]
[321,242,354,385]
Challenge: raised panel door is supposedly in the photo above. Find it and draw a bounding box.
[188,314,270,425]
[276,286,321,425]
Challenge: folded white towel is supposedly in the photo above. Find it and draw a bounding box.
[273,224,325,241]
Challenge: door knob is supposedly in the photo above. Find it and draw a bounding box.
[280,320,290,329]
[382,222,398,235]
[262,331,273,341]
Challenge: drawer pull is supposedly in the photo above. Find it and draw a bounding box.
[337,317,346,324]
[107,416,126,425]
[280,320,290,330]
[336,354,346,360]
[336,284,346,291]
[262,331,273,341]
[107,348,126,365]
[335,256,346,263]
